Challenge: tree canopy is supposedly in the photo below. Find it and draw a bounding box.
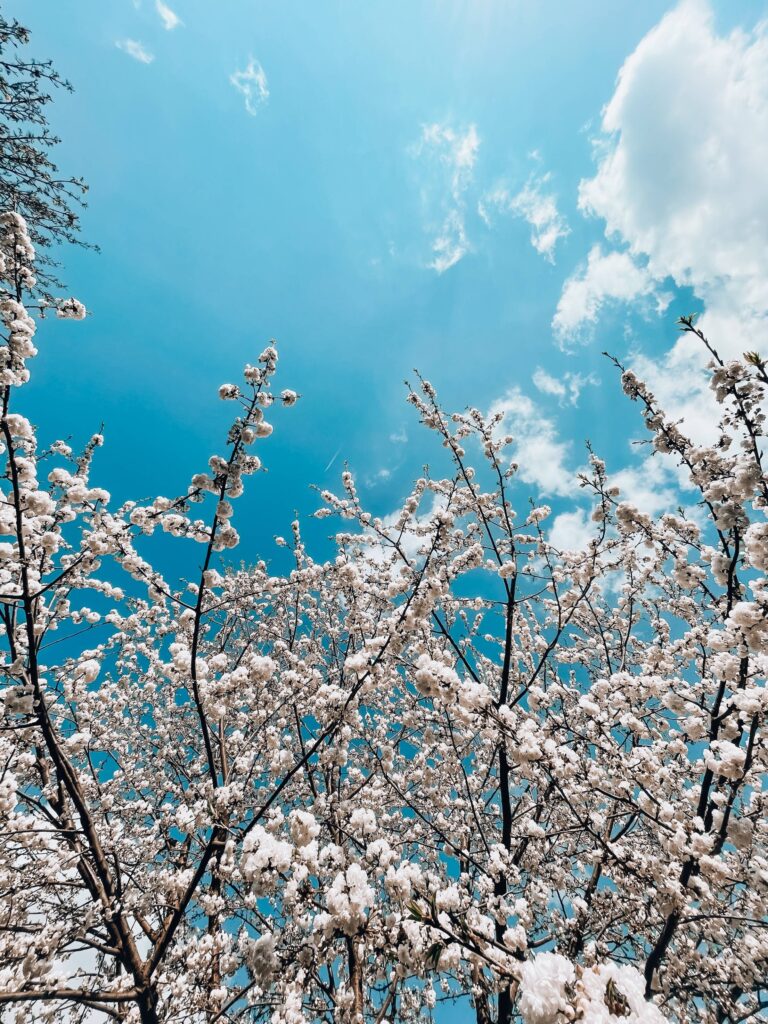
[0,14,765,1024]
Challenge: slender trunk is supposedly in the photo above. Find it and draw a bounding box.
[472,961,492,1024]
[495,592,515,1024]
[346,935,364,1020]
[206,849,224,997]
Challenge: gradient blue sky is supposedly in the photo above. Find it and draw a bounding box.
[11,0,768,567]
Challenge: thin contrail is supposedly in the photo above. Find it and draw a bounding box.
[324,447,341,473]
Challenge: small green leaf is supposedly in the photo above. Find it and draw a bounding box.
[407,901,424,921]
[425,941,444,969]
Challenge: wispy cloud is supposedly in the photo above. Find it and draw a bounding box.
[230,58,269,116]
[430,211,469,275]
[412,122,480,273]
[480,172,569,263]
[532,367,597,406]
[156,0,182,30]
[116,38,154,64]
[365,467,393,487]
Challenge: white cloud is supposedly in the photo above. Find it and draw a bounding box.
[532,367,597,406]
[431,209,470,275]
[156,0,182,30]
[549,454,690,554]
[230,58,269,116]
[580,0,768,338]
[549,508,595,553]
[531,368,567,400]
[486,378,690,542]
[363,492,449,569]
[553,245,669,345]
[485,372,696,557]
[413,122,480,273]
[564,0,768,426]
[609,456,682,519]
[115,39,154,64]
[366,467,393,487]
[480,173,569,263]
[488,388,576,497]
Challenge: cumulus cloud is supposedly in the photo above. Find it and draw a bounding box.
[156,0,182,30]
[548,454,690,554]
[413,123,480,273]
[115,39,154,64]
[548,507,595,553]
[560,0,768,425]
[486,372,691,550]
[610,456,683,518]
[481,356,699,564]
[487,386,681,508]
[488,388,576,497]
[486,386,682,543]
[480,173,569,263]
[580,0,768,336]
[230,58,269,116]
[553,245,670,345]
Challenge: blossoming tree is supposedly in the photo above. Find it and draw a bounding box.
[0,201,766,1024]
[0,22,765,1020]
[0,13,91,298]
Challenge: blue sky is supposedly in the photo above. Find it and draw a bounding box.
[11,0,768,567]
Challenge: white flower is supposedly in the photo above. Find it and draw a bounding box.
[518,952,575,1024]
[56,297,87,320]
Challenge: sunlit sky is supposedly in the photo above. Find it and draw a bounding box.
[11,0,768,571]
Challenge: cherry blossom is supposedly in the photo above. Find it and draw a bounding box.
[0,217,765,1024]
